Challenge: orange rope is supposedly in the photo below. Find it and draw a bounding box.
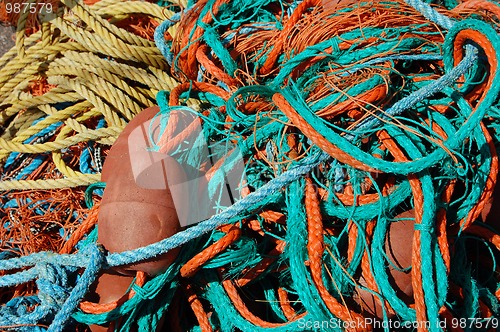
[273,93,379,172]
[196,44,240,88]
[454,0,500,19]
[259,0,321,74]
[180,224,242,278]
[79,272,147,314]
[60,202,100,255]
[221,274,305,327]
[183,281,213,332]
[305,177,369,331]
[277,287,306,321]
[377,129,428,330]
[235,239,286,287]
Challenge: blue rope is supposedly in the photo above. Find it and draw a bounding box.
[0,303,50,327]
[154,11,185,66]
[0,251,88,270]
[403,0,454,29]
[348,45,477,139]
[106,151,326,266]
[0,268,38,287]
[47,244,104,332]
[4,120,62,172]
[15,156,45,180]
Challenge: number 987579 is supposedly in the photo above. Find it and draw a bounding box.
[4,2,53,14]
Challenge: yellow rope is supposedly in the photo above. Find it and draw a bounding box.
[51,16,167,69]
[14,0,37,58]
[0,176,102,191]
[0,30,41,68]
[52,125,101,180]
[0,0,181,191]
[0,126,122,153]
[94,0,172,20]
[49,57,152,106]
[0,90,82,126]
[0,43,87,96]
[63,0,157,48]
[1,110,44,141]
[41,21,51,49]
[46,66,146,117]
[47,76,129,127]
[62,51,177,92]
[10,102,94,143]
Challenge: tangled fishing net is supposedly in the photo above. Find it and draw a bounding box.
[1,0,500,331]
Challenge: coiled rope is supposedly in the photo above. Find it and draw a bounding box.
[0,0,181,191]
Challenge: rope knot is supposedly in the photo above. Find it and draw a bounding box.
[36,263,72,310]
